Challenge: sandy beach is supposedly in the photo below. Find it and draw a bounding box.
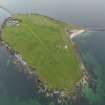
[70,29,85,39]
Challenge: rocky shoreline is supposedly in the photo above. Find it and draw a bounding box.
[0,17,91,105]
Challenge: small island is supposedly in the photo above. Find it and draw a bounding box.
[1,14,85,92]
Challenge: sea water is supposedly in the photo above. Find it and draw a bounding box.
[74,31,105,105]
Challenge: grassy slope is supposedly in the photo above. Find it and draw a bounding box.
[2,14,81,90]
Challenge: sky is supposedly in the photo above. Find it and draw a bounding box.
[0,0,105,28]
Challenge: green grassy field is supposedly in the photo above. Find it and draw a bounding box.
[2,14,81,90]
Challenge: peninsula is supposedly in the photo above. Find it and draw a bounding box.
[2,14,83,91]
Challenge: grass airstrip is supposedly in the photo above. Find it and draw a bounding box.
[2,14,81,90]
